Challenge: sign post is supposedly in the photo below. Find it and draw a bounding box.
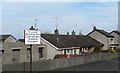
[24,26,40,72]
[30,44,32,73]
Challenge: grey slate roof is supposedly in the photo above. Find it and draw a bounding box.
[41,34,103,48]
[17,39,24,42]
[18,34,103,48]
[0,35,16,41]
[111,30,120,35]
[87,29,114,38]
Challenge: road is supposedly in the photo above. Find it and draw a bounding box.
[53,58,120,71]
[0,59,119,73]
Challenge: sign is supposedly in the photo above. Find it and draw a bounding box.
[24,30,41,44]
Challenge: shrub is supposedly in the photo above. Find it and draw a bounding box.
[94,46,101,52]
[114,49,120,52]
[111,49,116,53]
[106,48,120,53]
[107,48,111,52]
[54,54,68,59]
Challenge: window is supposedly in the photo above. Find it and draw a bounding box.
[74,49,76,54]
[12,48,20,62]
[2,50,4,53]
[64,49,66,54]
[110,47,112,48]
[70,49,73,54]
[27,48,31,59]
[111,38,113,41]
[12,49,20,51]
[67,49,69,53]
[59,50,62,54]
[0,50,4,53]
[79,48,82,54]
[80,48,82,52]
[38,47,44,58]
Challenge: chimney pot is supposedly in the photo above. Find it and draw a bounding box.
[67,32,69,35]
[54,29,59,35]
[93,26,96,30]
[72,30,75,35]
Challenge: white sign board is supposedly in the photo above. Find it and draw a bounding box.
[24,30,41,44]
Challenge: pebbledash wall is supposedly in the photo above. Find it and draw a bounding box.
[2,37,58,64]
[2,52,119,71]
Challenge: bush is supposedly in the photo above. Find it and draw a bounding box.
[107,49,111,52]
[54,54,68,59]
[94,46,101,52]
[111,49,116,53]
[114,49,120,52]
[107,48,119,53]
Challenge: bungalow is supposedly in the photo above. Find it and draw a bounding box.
[87,26,115,50]
[41,29,103,56]
[16,29,103,60]
[110,30,120,48]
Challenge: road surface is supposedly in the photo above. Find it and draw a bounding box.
[0,59,119,73]
[53,58,120,71]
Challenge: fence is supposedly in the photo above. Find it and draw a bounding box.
[2,52,119,71]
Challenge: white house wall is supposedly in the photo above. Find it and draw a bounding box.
[41,38,58,60]
[108,38,114,45]
[111,32,120,48]
[5,36,16,42]
[88,31,109,50]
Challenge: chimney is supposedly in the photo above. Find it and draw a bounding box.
[72,30,75,35]
[54,29,59,35]
[79,31,82,35]
[67,32,69,35]
[93,26,96,30]
[29,26,36,30]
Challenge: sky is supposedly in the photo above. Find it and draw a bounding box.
[1,0,119,39]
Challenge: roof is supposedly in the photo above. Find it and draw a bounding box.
[87,29,114,38]
[17,39,24,42]
[111,30,120,35]
[41,34,103,48]
[0,35,16,41]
